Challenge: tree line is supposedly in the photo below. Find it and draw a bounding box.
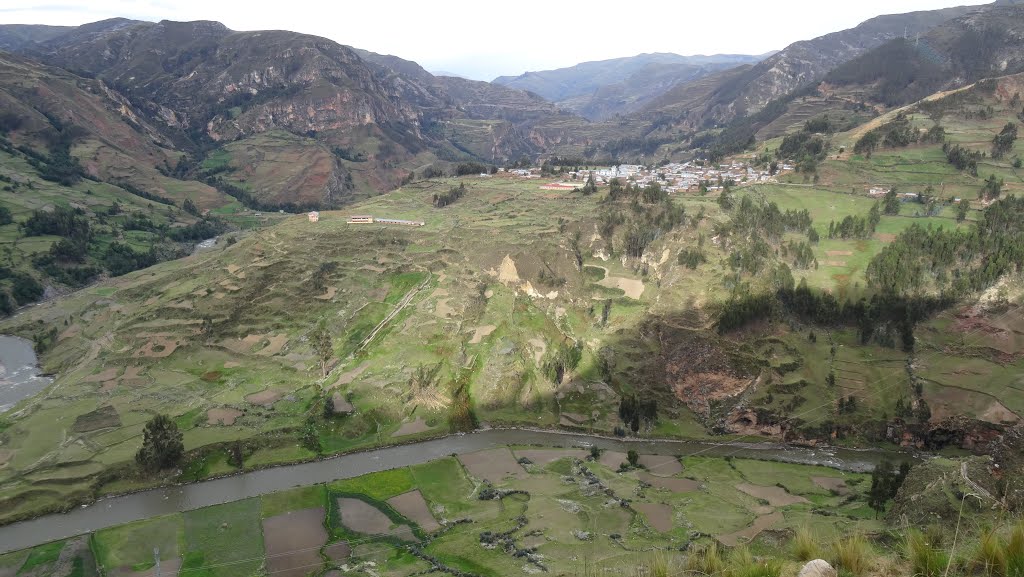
[867,195,1024,296]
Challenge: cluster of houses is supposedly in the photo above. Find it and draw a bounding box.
[306,211,425,226]
[517,161,783,194]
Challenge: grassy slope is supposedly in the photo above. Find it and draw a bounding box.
[1,75,1023,523]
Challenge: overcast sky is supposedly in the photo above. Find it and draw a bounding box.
[1,0,991,80]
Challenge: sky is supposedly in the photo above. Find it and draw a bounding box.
[0,0,992,80]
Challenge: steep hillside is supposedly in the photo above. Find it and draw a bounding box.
[0,51,242,311]
[643,4,982,134]
[493,53,767,120]
[1,19,587,194]
[824,5,1024,107]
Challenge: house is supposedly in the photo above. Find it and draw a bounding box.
[375,218,425,227]
[308,211,320,223]
[348,215,374,224]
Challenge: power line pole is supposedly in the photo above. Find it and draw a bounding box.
[153,547,160,577]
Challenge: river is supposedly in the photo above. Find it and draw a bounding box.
[0,427,918,554]
[0,335,53,414]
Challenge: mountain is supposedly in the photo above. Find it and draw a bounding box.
[0,24,71,51]
[0,19,583,200]
[493,53,769,120]
[823,4,1024,107]
[642,4,984,132]
[0,50,235,309]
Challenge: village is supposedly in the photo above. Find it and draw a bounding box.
[506,159,787,194]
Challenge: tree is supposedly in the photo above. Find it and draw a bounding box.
[981,174,1004,200]
[956,198,970,222]
[182,198,200,216]
[883,188,901,215]
[627,450,639,468]
[136,414,184,472]
[868,459,895,518]
[310,320,334,379]
[992,122,1018,159]
[916,399,932,423]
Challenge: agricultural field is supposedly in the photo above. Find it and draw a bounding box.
[0,449,886,577]
[0,144,1022,524]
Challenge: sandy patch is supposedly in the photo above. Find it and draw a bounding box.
[134,337,179,358]
[221,336,257,354]
[717,511,784,546]
[528,338,547,364]
[224,361,241,368]
[598,276,645,299]
[0,449,11,466]
[99,380,118,393]
[391,416,431,437]
[144,297,159,306]
[981,400,1020,424]
[82,367,121,383]
[213,292,226,299]
[207,408,243,426]
[634,503,673,532]
[331,392,354,414]
[59,324,81,341]
[497,255,521,284]
[315,287,337,300]
[336,498,417,542]
[824,260,847,267]
[825,250,853,257]
[637,455,683,476]
[257,334,288,356]
[599,451,630,470]
[334,362,369,386]
[226,265,241,275]
[167,300,194,310]
[387,490,440,532]
[246,389,283,407]
[639,471,699,492]
[360,265,386,273]
[468,325,497,344]
[458,448,528,481]
[736,483,810,506]
[432,301,452,317]
[875,232,897,242]
[263,508,328,577]
[811,477,849,495]
[513,449,588,466]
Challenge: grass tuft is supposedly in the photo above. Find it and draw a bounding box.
[1008,522,1024,577]
[973,526,1006,576]
[684,542,725,576]
[832,533,873,576]
[906,529,949,577]
[793,525,821,561]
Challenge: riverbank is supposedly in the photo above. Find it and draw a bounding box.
[0,427,920,554]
